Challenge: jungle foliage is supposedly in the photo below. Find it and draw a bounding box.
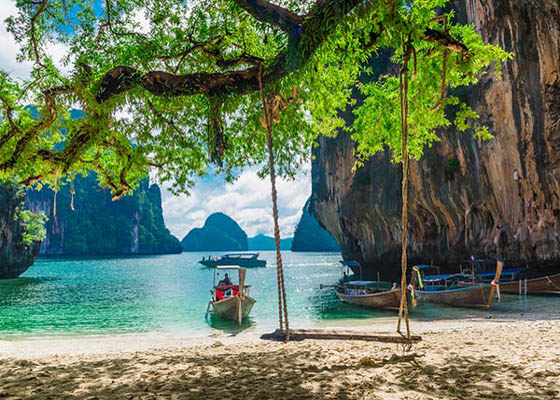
[0,0,511,197]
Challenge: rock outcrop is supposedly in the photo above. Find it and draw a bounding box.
[181,213,248,251]
[25,174,182,256]
[0,184,41,278]
[311,0,560,279]
[291,198,340,252]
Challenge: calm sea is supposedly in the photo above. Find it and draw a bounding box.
[0,251,558,339]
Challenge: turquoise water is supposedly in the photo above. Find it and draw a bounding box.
[1,251,559,339]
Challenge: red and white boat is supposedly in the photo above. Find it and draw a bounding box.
[208,266,255,325]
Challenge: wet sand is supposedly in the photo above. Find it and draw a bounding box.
[1,317,559,399]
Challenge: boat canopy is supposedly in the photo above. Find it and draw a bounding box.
[216,265,246,271]
[463,258,495,263]
[415,265,439,270]
[340,260,361,267]
[422,273,463,283]
[477,268,524,278]
[223,253,259,259]
[345,280,376,286]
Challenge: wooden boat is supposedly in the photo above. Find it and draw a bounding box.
[497,273,560,294]
[200,253,266,268]
[411,265,500,309]
[459,259,560,295]
[209,266,256,324]
[337,280,402,310]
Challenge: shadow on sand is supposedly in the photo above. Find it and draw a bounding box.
[1,344,557,399]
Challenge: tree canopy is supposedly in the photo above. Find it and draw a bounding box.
[0,0,511,198]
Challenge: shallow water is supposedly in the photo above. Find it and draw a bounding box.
[0,251,558,339]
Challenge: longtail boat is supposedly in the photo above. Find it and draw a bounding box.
[411,265,501,309]
[337,280,402,310]
[459,259,560,295]
[208,266,255,325]
[329,260,402,310]
[200,253,266,268]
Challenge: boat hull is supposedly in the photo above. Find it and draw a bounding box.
[211,296,256,323]
[460,273,560,295]
[416,285,494,309]
[499,273,560,294]
[200,259,266,268]
[337,289,402,310]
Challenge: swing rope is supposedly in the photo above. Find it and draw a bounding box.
[396,40,412,341]
[258,65,290,342]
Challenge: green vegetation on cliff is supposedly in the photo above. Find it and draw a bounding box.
[0,182,43,278]
[182,213,248,252]
[26,174,182,256]
[248,234,292,251]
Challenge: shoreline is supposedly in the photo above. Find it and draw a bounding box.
[2,309,559,359]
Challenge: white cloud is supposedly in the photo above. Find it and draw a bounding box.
[0,2,32,79]
[0,1,71,80]
[161,166,311,240]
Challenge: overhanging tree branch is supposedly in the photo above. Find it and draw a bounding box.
[94,9,466,105]
[95,0,370,103]
[233,0,304,33]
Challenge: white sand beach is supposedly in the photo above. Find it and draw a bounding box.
[1,316,559,399]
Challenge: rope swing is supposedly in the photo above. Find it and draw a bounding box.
[258,65,290,342]
[396,40,413,341]
[256,52,421,345]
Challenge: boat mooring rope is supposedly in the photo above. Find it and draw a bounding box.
[546,276,560,292]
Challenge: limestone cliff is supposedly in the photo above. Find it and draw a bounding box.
[291,198,340,252]
[311,0,560,279]
[182,213,248,251]
[25,174,182,256]
[0,185,40,278]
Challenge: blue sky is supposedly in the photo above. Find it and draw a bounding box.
[0,1,310,239]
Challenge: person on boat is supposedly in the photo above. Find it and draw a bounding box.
[223,273,232,286]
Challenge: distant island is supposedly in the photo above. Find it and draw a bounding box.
[181,208,339,252]
[248,234,292,251]
[25,174,183,256]
[181,213,248,251]
[291,198,339,252]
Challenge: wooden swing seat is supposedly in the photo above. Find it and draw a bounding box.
[261,328,422,343]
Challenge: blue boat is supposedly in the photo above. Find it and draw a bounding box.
[199,253,266,268]
[411,265,499,309]
[459,259,560,295]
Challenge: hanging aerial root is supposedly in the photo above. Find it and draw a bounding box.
[53,165,59,219]
[70,178,75,211]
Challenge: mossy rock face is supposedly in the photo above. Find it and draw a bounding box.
[181,213,248,252]
[0,184,40,279]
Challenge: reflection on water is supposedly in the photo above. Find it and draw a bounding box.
[206,313,256,335]
[0,252,558,339]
